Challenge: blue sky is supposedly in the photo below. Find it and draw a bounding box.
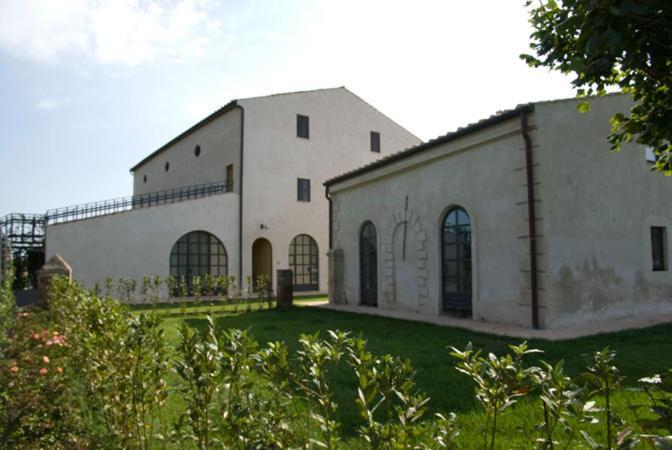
[0,0,576,215]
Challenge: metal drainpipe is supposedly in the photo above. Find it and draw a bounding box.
[325,186,333,250]
[521,111,540,329]
[236,103,245,283]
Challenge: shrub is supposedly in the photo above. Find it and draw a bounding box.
[6,277,672,450]
[450,342,541,450]
[0,260,15,356]
[46,277,170,448]
[0,308,85,448]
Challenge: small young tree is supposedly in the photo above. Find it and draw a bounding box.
[450,342,541,450]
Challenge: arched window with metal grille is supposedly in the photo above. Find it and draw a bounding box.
[441,207,472,313]
[170,231,227,293]
[289,234,319,291]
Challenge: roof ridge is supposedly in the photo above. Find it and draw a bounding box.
[529,91,624,107]
[237,86,346,101]
[341,87,421,142]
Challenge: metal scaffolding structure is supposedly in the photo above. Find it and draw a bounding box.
[0,213,46,287]
[0,213,46,253]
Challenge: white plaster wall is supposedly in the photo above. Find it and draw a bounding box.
[132,108,242,195]
[534,95,672,328]
[238,88,421,293]
[45,193,240,294]
[330,117,535,327]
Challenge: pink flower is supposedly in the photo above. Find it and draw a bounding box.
[32,333,41,340]
[42,356,50,364]
[9,366,19,373]
[39,367,48,376]
[46,335,67,347]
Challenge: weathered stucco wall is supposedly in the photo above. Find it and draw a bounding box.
[330,94,672,329]
[535,95,672,327]
[45,193,239,294]
[238,88,421,293]
[132,108,242,195]
[329,116,536,327]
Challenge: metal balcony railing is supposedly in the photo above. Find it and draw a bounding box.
[45,181,232,225]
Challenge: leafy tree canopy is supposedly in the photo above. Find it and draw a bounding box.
[522,0,672,175]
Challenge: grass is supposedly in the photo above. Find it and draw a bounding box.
[128,295,326,317]
[136,303,672,448]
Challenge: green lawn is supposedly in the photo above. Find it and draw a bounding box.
[139,303,672,448]
[128,295,326,317]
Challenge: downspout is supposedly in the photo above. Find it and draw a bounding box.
[325,186,332,249]
[236,102,245,283]
[521,110,540,329]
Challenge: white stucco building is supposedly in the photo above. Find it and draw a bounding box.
[325,94,672,329]
[45,87,421,294]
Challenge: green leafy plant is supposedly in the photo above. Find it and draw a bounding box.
[349,336,458,449]
[141,276,151,304]
[178,276,188,316]
[104,276,114,298]
[164,275,176,302]
[254,340,300,447]
[174,316,222,449]
[151,275,162,307]
[450,342,540,450]
[117,277,137,303]
[295,330,351,449]
[0,258,15,356]
[192,275,202,313]
[633,370,672,448]
[531,359,593,449]
[580,347,625,449]
[46,277,170,448]
[254,274,272,309]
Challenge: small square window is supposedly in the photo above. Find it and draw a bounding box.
[297,114,310,139]
[297,178,311,202]
[370,131,381,153]
[646,146,657,163]
[651,226,667,271]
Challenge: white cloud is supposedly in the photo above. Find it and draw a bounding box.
[0,0,223,66]
[36,99,61,110]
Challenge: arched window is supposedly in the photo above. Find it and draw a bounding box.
[360,221,378,306]
[289,234,319,291]
[170,231,227,291]
[441,207,472,313]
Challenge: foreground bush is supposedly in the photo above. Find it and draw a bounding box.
[1,276,672,449]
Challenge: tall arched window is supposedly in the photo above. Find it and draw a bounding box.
[441,207,472,313]
[289,234,319,291]
[170,231,227,291]
[360,221,378,306]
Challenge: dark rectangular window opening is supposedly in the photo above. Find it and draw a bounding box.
[370,131,381,153]
[297,178,311,202]
[297,114,310,139]
[226,164,234,191]
[646,147,657,163]
[651,226,667,271]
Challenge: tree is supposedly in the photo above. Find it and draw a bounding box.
[522,0,672,175]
